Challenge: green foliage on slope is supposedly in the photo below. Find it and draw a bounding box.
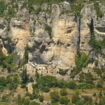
[89,36,105,53]
[0,1,6,16]
[94,2,103,18]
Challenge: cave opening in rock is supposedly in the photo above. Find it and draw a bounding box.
[95,27,105,33]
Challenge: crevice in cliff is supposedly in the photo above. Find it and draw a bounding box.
[77,16,81,54]
[90,18,94,36]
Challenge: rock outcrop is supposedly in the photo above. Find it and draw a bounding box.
[0,1,105,80]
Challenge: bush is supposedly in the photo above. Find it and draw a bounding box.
[60,89,68,96]
[79,73,94,84]
[75,52,90,71]
[57,80,67,88]
[71,3,83,17]
[60,97,69,104]
[29,92,39,100]
[39,96,44,102]
[82,96,93,105]
[67,81,77,89]
[59,69,68,75]
[96,80,104,88]
[0,52,17,72]
[72,92,80,104]
[21,69,29,85]
[94,2,103,18]
[89,36,105,53]
[42,86,50,92]
[77,83,94,89]
[50,91,60,103]
[37,75,58,88]
[0,1,6,16]
[99,96,105,105]
[1,95,9,102]
[0,77,7,87]
[19,47,28,67]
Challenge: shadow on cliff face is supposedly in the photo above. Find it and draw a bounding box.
[95,27,105,33]
[0,24,5,29]
[32,54,46,64]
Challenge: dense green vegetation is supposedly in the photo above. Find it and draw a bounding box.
[71,52,90,77]
[0,74,20,91]
[0,1,6,16]
[59,69,68,75]
[94,2,103,18]
[71,2,83,17]
[0,51,17,72]
[89,36,105,53]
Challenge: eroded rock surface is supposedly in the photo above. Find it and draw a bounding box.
[0,2,105,80]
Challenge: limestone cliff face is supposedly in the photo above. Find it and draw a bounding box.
[10,18,30,58]
[0,1,105,79]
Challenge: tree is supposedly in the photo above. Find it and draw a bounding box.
[21,69,29,86]
[19,47,29,67]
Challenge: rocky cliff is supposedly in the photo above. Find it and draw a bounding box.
[0,0,105,80]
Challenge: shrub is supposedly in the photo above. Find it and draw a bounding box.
[0,77,7,87]
[89,36,105,53]
[67,81,77,89]
[29,92,39,100]
[75,52,90,71]
[50,91,60,103]
[82,96,93,105]
[79,73,94,84]
[0,1,6,16]
[99,96,105,105]
[96,80,104,88]
[77,83,94,89]
[59,69,68,75]
[71,52,90,77]
[60,89,68,96]
[57,80,67,88]
[60,97,69,104]
[39,95,44,102]
[0,52,17,72]
[37,75,58,88]
[1,95,9,102]
[72,92,80,104]
[42,86,50,92]
[71,3,83,17]
[21,69,29,85]
[94,2,103,18]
